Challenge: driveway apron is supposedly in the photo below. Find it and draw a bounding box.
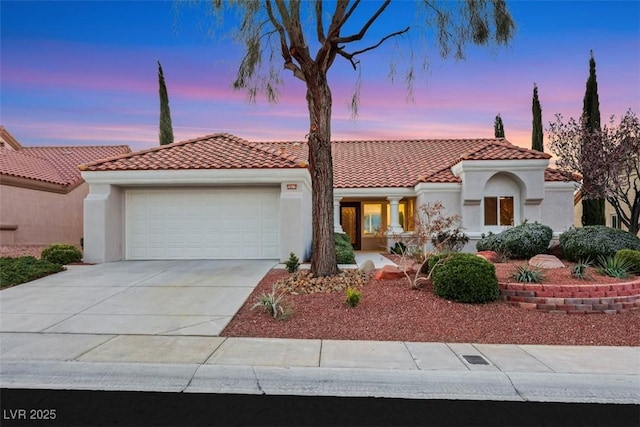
[0,260,276,337]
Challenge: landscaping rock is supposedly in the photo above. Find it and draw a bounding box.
[358,259,376,275]
[374,265,406,280]
[477,251,499,262]
[529,254,565,269]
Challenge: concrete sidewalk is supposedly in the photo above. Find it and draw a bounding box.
[1,334,638,404]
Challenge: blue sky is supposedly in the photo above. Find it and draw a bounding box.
[1,1,639,151]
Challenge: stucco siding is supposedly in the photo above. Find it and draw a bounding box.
[0,183,87,246]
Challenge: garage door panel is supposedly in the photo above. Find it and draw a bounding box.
[126,188,280,260]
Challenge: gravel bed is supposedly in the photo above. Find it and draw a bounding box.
[222,267,640,346]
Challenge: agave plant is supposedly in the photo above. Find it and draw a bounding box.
[571,258,593,280]
[512,263,546,283]
[597,256,633,279]
[251,285,286,318]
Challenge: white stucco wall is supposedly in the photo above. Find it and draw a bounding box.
[542,182,578,235]
[82,168,311,263]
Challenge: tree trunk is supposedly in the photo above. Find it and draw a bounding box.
[306,69,339,277]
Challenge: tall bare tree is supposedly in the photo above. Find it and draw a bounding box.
[548,110,640,235]
[204,0,515,276]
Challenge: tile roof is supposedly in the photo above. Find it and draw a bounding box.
[83,133,571,187]
[81,133,307,171]
[1,144,130,187]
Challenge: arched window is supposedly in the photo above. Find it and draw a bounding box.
[482,173,521,231]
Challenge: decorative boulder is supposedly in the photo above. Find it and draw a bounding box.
[476,251,499,263]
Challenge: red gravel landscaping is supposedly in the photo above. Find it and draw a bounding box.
[222,262,640,346]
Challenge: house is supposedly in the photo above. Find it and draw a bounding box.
[0,126,130,247]
[80,133,578,263]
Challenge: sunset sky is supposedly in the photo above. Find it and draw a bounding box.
[1,1,639,152]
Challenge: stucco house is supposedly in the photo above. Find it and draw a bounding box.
[80,133,577,264]
[0,126,130,247]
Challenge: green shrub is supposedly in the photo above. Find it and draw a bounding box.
[345,287,362,308]
[559,226,640,262]
[431,253,499,303]
[41,244,82,265]
[475,222,552,259]
[421,251,455,274]
[0,256,65,288]
[335,233,356,264]
[512,263,546,283]
[285,252,300,273]
[596,255,632,279]
[616,249,640,274]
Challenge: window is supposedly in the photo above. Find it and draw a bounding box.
[610,214,621,229]
[363,203,382,235]
[484,196,514,226]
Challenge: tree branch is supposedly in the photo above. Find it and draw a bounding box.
[337,27,410,70]
[315,0,325,44]
[265,0,306,81]
[333,0,390,44]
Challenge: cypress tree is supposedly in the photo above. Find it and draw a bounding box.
[581,51,605,226]
[531,83,543,151]
[494,114,505,138]
[158,61,174,146]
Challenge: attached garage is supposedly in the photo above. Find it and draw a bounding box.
[126,187,280,260]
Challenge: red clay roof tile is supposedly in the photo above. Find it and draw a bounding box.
[83,133,570,187]
[82,133,307,172]
[1,144,130,187]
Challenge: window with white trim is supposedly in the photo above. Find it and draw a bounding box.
[484,196,514,226]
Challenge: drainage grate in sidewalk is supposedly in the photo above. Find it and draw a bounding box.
[461,354,490,365]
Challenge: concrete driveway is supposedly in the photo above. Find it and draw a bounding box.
[0,260,276,336]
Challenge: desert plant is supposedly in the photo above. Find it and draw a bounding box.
[251,285,287,319]
[559,226,640,262]
[433,228,469,252]
[615,249,640,274]
[390,241,407,255]
[285,252,300,273]
[512,263,546,283]
[386,202,464,289]
[0,256,65,288]
[596,255,633,279]
[571,258,593,280]
[40,244,82,265]
[335,233,356,264]
[432,253,499,303]
[345,286,362,308]
[476,222,553,259]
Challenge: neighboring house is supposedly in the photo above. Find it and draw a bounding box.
[81,133,577,263]
[0,126,130,247]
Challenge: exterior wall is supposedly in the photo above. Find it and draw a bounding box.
[0,182,87,247]
[83,184,124,263]
[82,169,312,263]
[279,180,313,262]
[542,182,576,235]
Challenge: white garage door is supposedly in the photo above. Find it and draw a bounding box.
[126,188,280,260]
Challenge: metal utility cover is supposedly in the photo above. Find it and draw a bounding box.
[462,354,490,365]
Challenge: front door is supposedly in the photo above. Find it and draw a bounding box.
[340,202,361,250]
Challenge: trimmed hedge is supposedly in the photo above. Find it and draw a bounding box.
[616,249,640,274]
[559,226,640,262]
[41,244,82,265]
[476,222,553,259]
[0,256,65,288]
[335,233,356,264]
[431,253,499,304]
